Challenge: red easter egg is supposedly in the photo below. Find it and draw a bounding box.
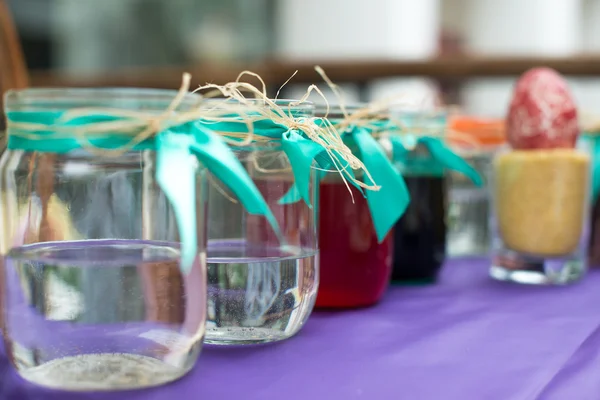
[506,67,579,150]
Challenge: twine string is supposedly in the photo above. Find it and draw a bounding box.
[195,71,379,192]
[7,70,383,207]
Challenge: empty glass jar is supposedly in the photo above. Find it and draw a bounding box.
[205,100,319,344]
[0,88,210,391]
[446,117,505,257]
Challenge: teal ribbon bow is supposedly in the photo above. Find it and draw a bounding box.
[6,111,280,275]
[344,126,410,242]
[199,117,356,208]
[276,123,411,242]
[389,135,483,186]
[384,112,482,185]
[208,114,415,241]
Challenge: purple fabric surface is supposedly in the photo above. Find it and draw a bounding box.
[2,258,600,399]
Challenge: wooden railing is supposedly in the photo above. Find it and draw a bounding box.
[28,56,600,91]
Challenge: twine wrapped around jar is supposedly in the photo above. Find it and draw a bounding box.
[6,72,382,274]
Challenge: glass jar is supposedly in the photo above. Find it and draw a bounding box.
[388,111,449,283]
[392,143,447,282]
[489,147,590,285]
[446,117,505,257]
[317,174,393,307]
[0,89,207,391]
[205,100,319,344]
[446,153,491,257]
[315,106,402,308]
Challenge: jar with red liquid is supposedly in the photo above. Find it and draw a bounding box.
[317,173,394,308]
[315,106,408,308]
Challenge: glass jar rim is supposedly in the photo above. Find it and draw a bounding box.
[202,98,314,114]
[4,87,203,112]
[314,104,447,119]
[314,104,368,119]
[389,108,448,118]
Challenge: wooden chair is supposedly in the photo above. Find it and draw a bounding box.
[0,1,57,250]
[0,0,28,93]
[0,0,28,338]
[0,5,185,326]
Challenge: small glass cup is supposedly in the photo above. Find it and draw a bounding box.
[0,89,207,391]
[446,153,492,257]
[446,117,505,258]
[205,100,318,344]
[314,105,393,308]
[489,147,591,285]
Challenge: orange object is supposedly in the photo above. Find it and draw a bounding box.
[449,117,506,148]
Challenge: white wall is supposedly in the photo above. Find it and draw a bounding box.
[452,0,600,116]
[465,0,582,56]
[277,0,440,60]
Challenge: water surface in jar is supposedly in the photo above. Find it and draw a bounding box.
[206,175,318,344]
[2,239,205,391]
[206,240,318,344]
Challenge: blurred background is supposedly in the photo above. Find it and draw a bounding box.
[5,0,600,116]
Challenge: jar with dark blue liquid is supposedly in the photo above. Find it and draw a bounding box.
[391,141,447,283]
[385,110,479,283]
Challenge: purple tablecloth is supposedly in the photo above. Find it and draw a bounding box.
[3,258,600,400]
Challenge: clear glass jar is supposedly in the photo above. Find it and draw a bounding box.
[489,147,590,284]
[314,106,393,308]
[446,117,504,258]
[205,100,318,344]
[446,151,493,257]
[0,89,207,391]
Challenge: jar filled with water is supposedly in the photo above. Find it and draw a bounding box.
[0,89,208,391]
[205,100,319,344]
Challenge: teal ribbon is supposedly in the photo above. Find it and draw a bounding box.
[199,117,356,208]
[383,112,482,185]
[201,117,411,242]
[6,111,280,275]
[389,135,483,186]
[347,127,410,242]
[582,133,600,202]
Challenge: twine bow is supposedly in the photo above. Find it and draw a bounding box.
[193,70,381,207]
